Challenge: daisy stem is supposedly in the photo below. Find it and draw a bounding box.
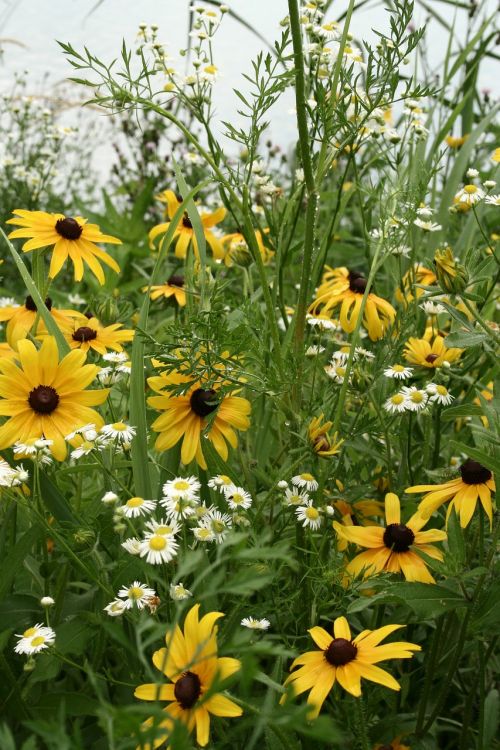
[352,695,370,750]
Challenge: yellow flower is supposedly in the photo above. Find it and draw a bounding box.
[149,190,226,260]
[333,499,384,552]
[445,134,468,149]
[373,739,410,750]
[308,415,343,457]
[395,264,437,305]
[221,230,273,267]
[404,333,463,368]
[309,267,396,341]
[0,295,86,349]
[63,316,134,355]
[281,615,420,717]
[491,147,500,163]
[145,274,187,307]
[405,459,496,528]
[134,603,242,749]
[334,492,447,583]
[147,369,250,469]
[7,210,121,283]
[0,336,109,460]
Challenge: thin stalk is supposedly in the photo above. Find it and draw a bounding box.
[460,296,500,347]
[353,696,370,750]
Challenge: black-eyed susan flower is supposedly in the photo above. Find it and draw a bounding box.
[374,739,410,750]
[308,414,344,457]
[0,295,86,349]
[309,267,396,341]
[149,189,226,260]
[405,459,496,528]
[134,603,242,748]
[404,333,462,368]
[221,229,273,267]
[0,336,109,461]
[333,492,447,583]
[333,499,384,551]
[63,316,134,355]
[281,615,420,716]
[147,369,250,469]
[7,210,121,283]
[433,247,468,293]
[395,263,437,305]
[145,274,187,307]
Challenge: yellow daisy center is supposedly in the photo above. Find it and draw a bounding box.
[300,473,315,481]
[112,421,128,431]
[155,525,173,535]
[128,586,144,600]
[436,385,448,395]
[391,394,405,405]
[173,480,190,491]
[30,636,46,647]
[126,497,144,508]
[393,365,405,372]
[464,185,477,194]
[305,507,320,520]
[23,627,37,638]
[410,392,424,403]
[149,536,167,551]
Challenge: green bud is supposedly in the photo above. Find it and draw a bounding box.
[434,247,468,294]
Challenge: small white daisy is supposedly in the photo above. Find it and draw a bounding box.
[121,496,157,518]
[143,518,180,537]
[121,537,142,555]
[160,495,197,521]
[162,475,201,500]
[104,599,127,617]
[324,362,348,383]
[193,526,216,542]
[139,534,179,564]
[454,184,485,206]
[102,352,129,364]
[170,582,193,601]
[466,168,479,178]
[100,422,136,445]
[241,617,271,630]
[65,424,97,441]
[420,299,446,314]
[224,485,253,510]
[401,386,429,412]
[117,581,156,610]
[384,392,408,414]
[292,473,318,492]
[414,219,442,232]
[40,596,55,607]
[284,488,310,506]
[426,383,454,405]
[101,491,119,505]
[14,624,55,655]
[383,364,413,380]
[485,194,500,206]
[296,501,322,530]
[483,180,496,189]
[307,315,338,331]
[207,474,234,492]
[0,457,22,487]
[277,480,289,489]
[306,344,326,356]
[199,508,232,543]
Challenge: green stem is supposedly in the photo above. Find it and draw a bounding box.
[415,615,445,734]
[352,696,370,750]
[460,296,500,347]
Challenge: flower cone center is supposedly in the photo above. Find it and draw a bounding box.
[383,523,415,552]
[73,326,98,342]
[174,671,201,709]
[190,388,219,417]
[348,271,368,293]
[28,385,60,414]
[25,295,52,312]
[168,274,184,288]
[182,213,193,229]
[426,353,439,363]
[324,637,357,666]
[460,459,491,485]
[55,216,83,240]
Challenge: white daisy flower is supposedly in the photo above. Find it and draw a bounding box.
[426,383,454,405]
[193,526,216,542]
[330,350,349,364]
[14,438,52,456]
[160,495,197,521]
[384,392,408,414]
[162,475,201,500]
[0,457,23,487]
[170,582,193,601]
[104,599,127,617]
[241,617,271,630]
[100,422,136,445]
[14,624,55,655]
[117,581,156,610]
[466,168,479,178]
[223,486,253,510]
[454,184,485,206]
[101,491,119,505]
[306,344,326,356]
[414,219,442,232]
[485,194,500,206]
[416,206,434,218]
[121,496,157,518]
[389,245,411,257]
[292,473,318,491]
[307,315,338,331]
[401,386,429,412]
[0,296,19,308]
[207,474,234,492]
[102,352,128,364]
[383,364,413,380]
[284,488,310,506]
[324,362,348,383]
[295,501,322,530]
[40,596,55,607]
[143,518,180,537]
[116,361,132,376]
[97,367,121,385]
[65,423,97,441]
[139,534,179,564]
[199,508,232,543]
[68,293,86,306]
[420,299,446,314]
[121,537,142,555]
[277,480,289,489]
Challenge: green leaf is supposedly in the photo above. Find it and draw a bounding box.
[441,403,484,421]
[0,526,41,599]
[39,473,80,526]
[484,689,499,747]
[444,330,487,348]
[382,582,467,618]
[449,441,500,476]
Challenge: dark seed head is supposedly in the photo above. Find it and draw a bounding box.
[460,459,492,485]
[324,638,358,666]
[55,216,83,240]
[426,353,439,363]
[383,523,415,552]
[175,192,184,203]
[168,274,184,288]
[190,388,219,417]
[28,385,60,414]
[174,671,201,709]
[72,326,97,343]
[25,295,53,312]
[182,213,193,229]
[349,271,368,294]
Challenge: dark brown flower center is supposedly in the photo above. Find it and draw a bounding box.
[168,274,184,288]
[324,638,358,666]
[25,295,52,312]
[182,213,193,229]
[190,388,219,417]
[174,671,201,709]
[426,353,439,363]
[72,326,98,342]
[383,523,415,552]
[348,271,368,294]
[460,459,492,485]
[55,216,83,240]
[28,385,60,414]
